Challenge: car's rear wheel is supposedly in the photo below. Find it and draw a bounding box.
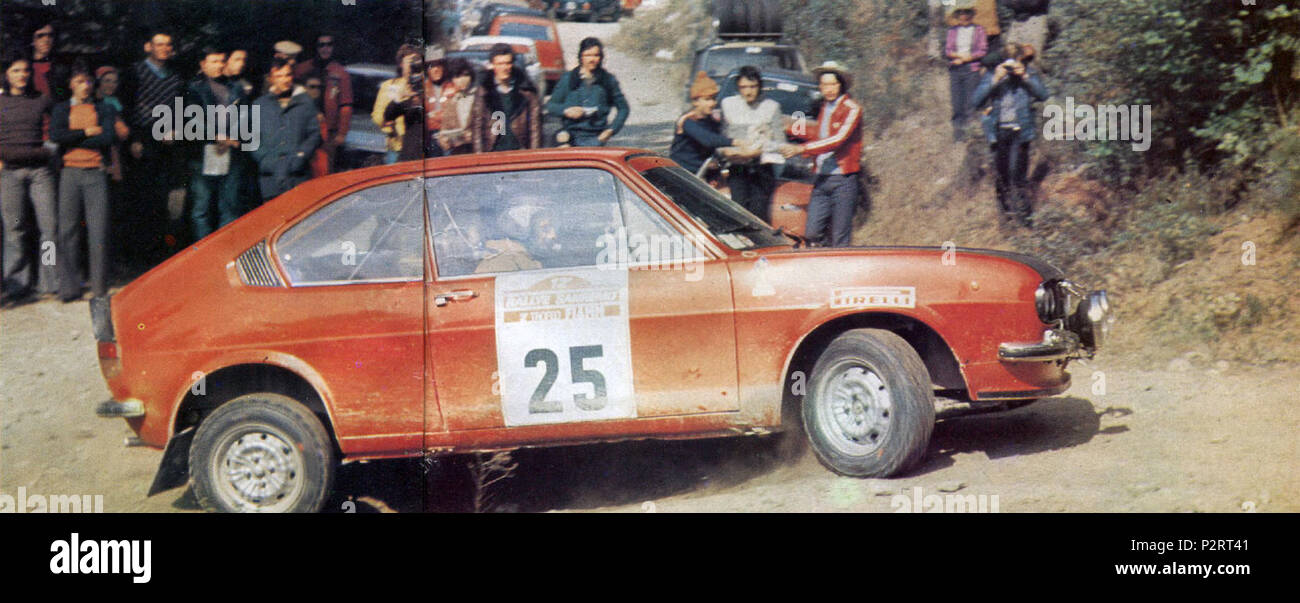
[803,329,934,477]
[189,393,335,513]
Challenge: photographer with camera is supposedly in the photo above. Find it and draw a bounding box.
[384,47,451,162]
[971,43,1048,227]
[371,44,423,164]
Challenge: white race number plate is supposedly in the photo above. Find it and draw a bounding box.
[495,270,636,426]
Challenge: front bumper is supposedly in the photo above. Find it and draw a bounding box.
[1003,287,1113,362]
[999,329,1081,362]
[95,399,145,418]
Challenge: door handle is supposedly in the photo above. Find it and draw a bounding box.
[434,289,478,307]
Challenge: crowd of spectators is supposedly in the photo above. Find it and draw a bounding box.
[0,20,627,308]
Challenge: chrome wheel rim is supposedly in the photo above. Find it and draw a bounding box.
[816,361,893,457]
[212,427,303,512]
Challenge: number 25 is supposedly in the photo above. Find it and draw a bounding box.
[525,345,607,414]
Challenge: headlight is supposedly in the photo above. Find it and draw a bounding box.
[1036,280,1087,324]
[1068,290,1114,350]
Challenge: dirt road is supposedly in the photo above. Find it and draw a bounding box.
[2,20,1295,513]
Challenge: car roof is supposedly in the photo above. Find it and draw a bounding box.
[310,148,657,189]
[484,2,546,15]
[346,63,397,78]
[461,35,538,48]
[704,41,799,50]
[491,13,555,26]
[722,66,816,85]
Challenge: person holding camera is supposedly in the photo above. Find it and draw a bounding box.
[971,43,1048,227]
[371,44,422,164]
[385,47,450,162]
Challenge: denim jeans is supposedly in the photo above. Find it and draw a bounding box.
[190,157,245,240]
[806,174,858,247]
[949,66,982,135]
[58,167,110,299]
[1,165,58,296]
[994,128,1032,223]
[729,163,775,224]
[570,132,604,147]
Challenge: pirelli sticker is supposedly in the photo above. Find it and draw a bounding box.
[830,286,916,309]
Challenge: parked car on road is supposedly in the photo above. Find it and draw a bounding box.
[340,63,396,169]
[459,35,546,91]
[470,1,549,36]
[544,0,623,22]
[486,12,565,94]
[698,67,823,235]
[91,147,1111,512]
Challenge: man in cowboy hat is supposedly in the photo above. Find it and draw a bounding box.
[781,60,863,247]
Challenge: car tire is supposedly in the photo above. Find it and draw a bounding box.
[189,393,335,513]
[802,329,935,477]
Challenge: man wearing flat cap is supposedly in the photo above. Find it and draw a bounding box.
[781,60,863,247]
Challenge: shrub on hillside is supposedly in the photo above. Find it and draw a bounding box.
[611,0,713,67]
[1048,0,1299,184]
[782,0,929,135]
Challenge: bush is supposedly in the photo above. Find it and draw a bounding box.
[1048,0,1300,182]
[611,0,713,67]
[782,0,929,135]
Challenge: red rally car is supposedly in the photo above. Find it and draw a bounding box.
[91,148,1112,512]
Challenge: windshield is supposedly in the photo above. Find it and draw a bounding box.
[639,166,791,251]
[720,75,818,117]
[498,22,551,40]
[697,46,803,77]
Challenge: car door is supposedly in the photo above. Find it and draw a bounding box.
[269,175,430,455]
[423,165,739,442]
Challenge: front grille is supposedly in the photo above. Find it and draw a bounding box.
[236,241,284,287]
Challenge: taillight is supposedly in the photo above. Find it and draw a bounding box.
[97,341,121,380]
[97,341,118,359]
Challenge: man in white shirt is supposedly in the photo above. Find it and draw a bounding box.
[718,65,784,223]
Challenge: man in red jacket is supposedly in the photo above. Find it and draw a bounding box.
[294,34,353,175]
[781,61,863,247]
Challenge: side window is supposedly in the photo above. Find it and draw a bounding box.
[276,179,424,285]
[615,180,703,269]
[426,168,686,277]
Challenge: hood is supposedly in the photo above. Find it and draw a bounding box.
[778,244,1064,281]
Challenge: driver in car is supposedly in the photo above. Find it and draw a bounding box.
[475,208,560,274]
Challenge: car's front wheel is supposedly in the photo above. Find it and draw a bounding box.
[803,329,935,477]
[189,393,335,513]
